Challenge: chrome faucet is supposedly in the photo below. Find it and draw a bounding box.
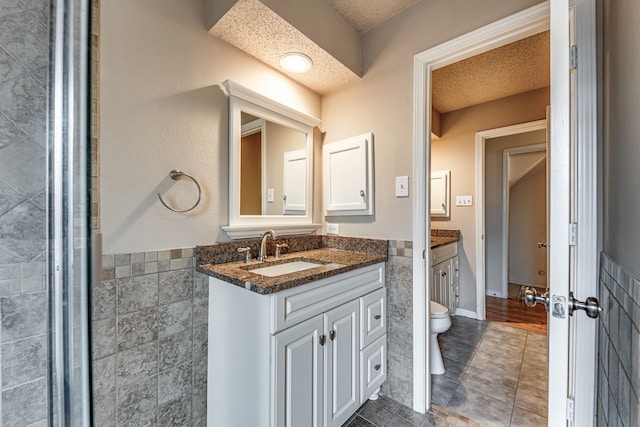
[258,230,276,262]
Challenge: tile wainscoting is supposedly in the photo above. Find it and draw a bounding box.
[597,252,640,427]
[93,248,208,426]
[384,240,414,407]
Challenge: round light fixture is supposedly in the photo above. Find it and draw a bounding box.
[279,52,313,73]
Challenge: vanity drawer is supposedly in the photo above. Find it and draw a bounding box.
[360,288,386,349]
[431,242,457,266]
[272,263,385,334]
[360,335,386,403]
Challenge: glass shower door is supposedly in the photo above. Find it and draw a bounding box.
[0,0,91,425]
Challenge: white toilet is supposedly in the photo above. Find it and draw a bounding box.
[430,300,452,375]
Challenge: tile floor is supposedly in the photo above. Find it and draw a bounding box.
[343,316,548,426]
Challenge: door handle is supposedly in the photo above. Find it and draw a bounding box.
[568,292,603,319]
[523,287,549,312]
[537,242,549,248]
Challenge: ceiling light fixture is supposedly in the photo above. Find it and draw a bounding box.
[279,52,313,73]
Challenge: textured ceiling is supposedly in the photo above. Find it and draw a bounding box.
[210,0,360,94]
[432,31,550,113]
[211,1,549,103]
[328,0,420,33]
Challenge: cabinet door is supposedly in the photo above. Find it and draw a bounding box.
[274,315,324,427]
[431,260,451,309]
[323,133,374,216]
[324,301,360,427]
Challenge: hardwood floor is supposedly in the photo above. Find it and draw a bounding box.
[486,296,547,334]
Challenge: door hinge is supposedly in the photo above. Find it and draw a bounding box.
[567,396,575,421]
[570,45,578,69]
[569,223,578,246]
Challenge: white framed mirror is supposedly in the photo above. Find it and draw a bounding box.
[222,81,321,239]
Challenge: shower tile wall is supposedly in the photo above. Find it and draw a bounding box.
[0,2,50,427]
[597,253,640,427]
[384,240,414,408]
[93,248,208,426]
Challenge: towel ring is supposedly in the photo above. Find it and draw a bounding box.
[157,169,202,213]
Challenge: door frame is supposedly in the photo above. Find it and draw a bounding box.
[412,2,550,411]
[411,0,599,422]
[475,121,547,318]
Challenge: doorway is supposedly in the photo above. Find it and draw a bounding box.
[412,1,600,425]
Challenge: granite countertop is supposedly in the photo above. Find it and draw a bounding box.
[430,236,459,248]
[197,248,387,295]
[430,229,460,248]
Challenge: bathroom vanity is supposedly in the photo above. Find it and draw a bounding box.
[198,243,387,427]
[430,231,460,314]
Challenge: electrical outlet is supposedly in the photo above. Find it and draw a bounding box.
[456,195,472,206]
[326,223,339,235]
[267,188,274,203]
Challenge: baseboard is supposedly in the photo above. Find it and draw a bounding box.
[453,308,478,319]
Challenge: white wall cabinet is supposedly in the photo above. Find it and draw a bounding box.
[430,242,459,313]
[208,263,387,427]
[323,133,374,216]
[430,170,450,217]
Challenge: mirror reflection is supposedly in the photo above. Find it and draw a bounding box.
[240,112,307,216]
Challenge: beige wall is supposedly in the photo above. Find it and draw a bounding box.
[100,0,321,254]
[602,0,640,277]
[321,0,543,241]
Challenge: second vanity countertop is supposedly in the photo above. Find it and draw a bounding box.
[430,229,460,249]
[198,247,386,295]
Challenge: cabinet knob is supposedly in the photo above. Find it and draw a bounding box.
[373,314,381,320]
[319,335,326,346]
[441,271,447,277]
[374,364,381,371]
[329,330,336,341]
[360,190,365,197]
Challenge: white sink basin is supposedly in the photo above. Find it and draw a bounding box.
[248,261,323,277]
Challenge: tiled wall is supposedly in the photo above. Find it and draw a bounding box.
[90,0,100,233]
[0,2,50,426]
[384,240,414,408]
[597,253,640,426]
[92,248,208,426]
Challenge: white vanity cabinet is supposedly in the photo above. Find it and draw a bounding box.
[430,242,459,313]
[207,263,387,427]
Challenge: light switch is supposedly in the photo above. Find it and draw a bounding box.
[456,195,473,206]
[396,176,409,197]
[267,188,274,203]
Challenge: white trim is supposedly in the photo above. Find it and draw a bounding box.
[570,0,600,425]
[224,80,321,127]
[221,223,321,240]
[547,0,571,424]
[501,142,546,300]
[412,2,550,413]
[452,308,478,320]
[475,120,546,320]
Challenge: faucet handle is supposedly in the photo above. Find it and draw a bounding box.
[237,247,251,263]
[275,243,288,259]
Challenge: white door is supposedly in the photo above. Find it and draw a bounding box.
[547,1,599,425]
[274,315,324,427]
[324,301,360,427]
